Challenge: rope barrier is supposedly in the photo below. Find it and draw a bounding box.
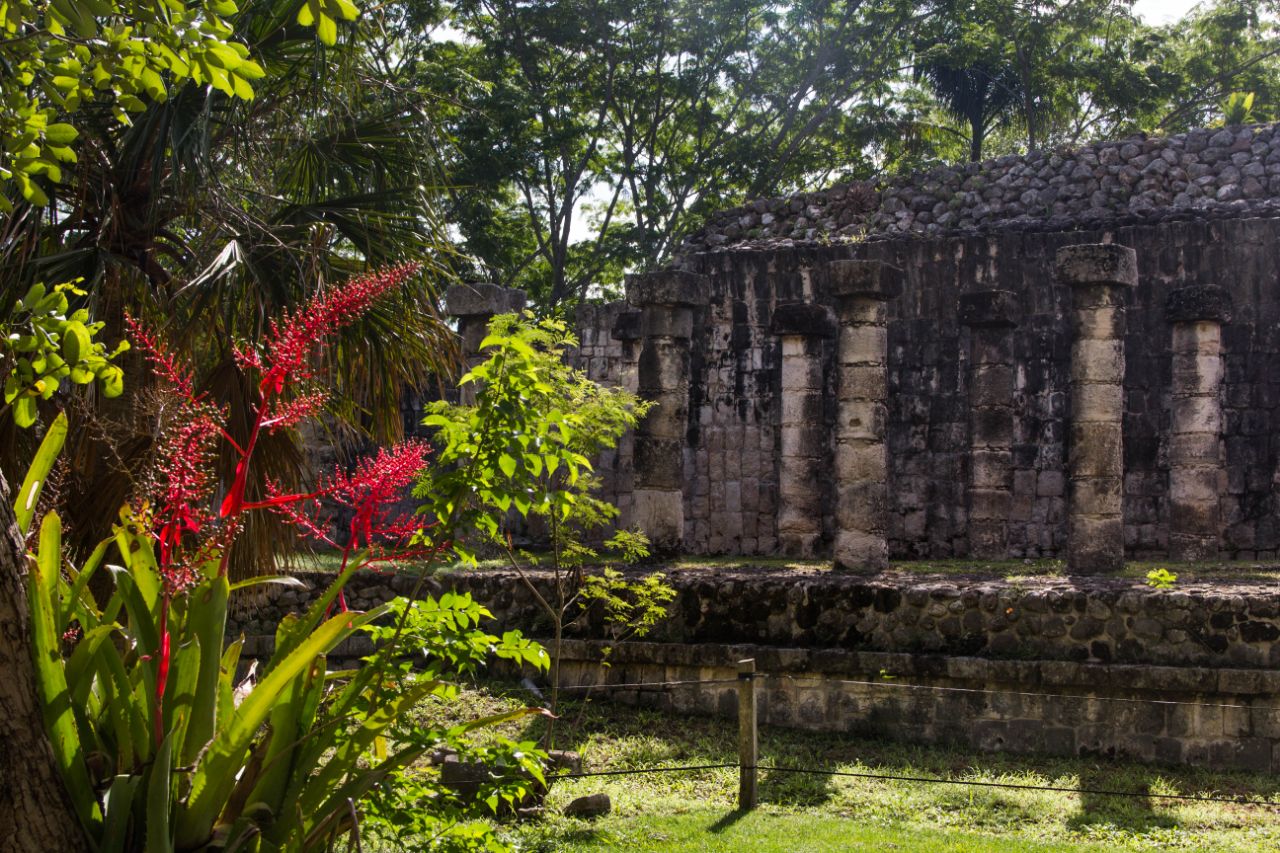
[553,678,739,692]
[535,760,1280,808]
[755,764,1280,807]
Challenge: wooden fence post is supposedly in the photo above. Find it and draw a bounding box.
[738,658,758,811]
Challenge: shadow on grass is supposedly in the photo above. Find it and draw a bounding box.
[706,808,748,833]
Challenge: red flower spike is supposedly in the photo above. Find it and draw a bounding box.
[256,262,422,396]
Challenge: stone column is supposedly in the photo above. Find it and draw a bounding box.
[959,290,1019,559]
[1165,284,1231,562]
[826,260,903,572]
[443,283,527,403]
[771,302,837,558]
[627,269,709,553]
[1055,244,1137,574]
[611,308,644,395]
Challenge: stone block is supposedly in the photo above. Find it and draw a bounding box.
[838,364,887,402]
[625,269,710,308]
[822,259,905,302]
[834,529,888,572]
[1171,353,1224,391]
[1069,339,1125,385]
[837,325,889,365]
[1055,243,1138,289]
[1067,516,1124,573]
[444,283,527,317]
[834,441,886,482]
[610,308,643,341]
[1166,284,1232,324]
[772,302,837,337]
[1074,304,1126,340]
[1171,395,1223,436]
[1068,476,1123,516]
[1171,322,1222,355]
[835,401,888,442]
[1067,422,1123,477]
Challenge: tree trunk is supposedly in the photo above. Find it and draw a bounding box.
[0,469,92,852]
[970,116,985,163]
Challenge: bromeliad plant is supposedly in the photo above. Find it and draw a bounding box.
[25,265,549,852]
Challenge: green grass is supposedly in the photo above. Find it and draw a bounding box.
[393,682,1280,852]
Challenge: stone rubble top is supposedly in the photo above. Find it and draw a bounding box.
[683,123,1280,253]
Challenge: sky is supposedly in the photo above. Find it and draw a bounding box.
[1133,0,1202,24]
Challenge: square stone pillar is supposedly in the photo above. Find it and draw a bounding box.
[770,302,837,558]
[959,290,1019,560]
[443,283,527,404]
[627,269,710,554]
[1165,284,1231,562]
[824,260,903,572]
[611,308,644,395]
[1055,244,1137,574]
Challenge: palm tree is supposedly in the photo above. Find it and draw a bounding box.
[0,0,460,576]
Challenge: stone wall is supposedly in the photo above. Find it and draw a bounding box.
[232,568,1280,773]
[231,568,1280,670]
[554,215,1280,561]
[550,639,1280,774]
[685,123,1280,250]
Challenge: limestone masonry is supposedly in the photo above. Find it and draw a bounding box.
[445,123,1280,565]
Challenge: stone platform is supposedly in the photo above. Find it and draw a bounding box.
[232,564,1280,772]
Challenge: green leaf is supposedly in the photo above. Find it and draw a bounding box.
[498,453,517,478]
[146,734,175,853]
[16,411,67,531]
[28,512,102,835]
[12,395,37,428]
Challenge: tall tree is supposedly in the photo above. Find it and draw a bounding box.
[426,0,917,305]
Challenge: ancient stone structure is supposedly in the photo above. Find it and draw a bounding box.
[770,302,836,557]
[442,283,526,403]
[442,123,1280,564]
[1057,244,1137,574]
[626,270,709,553]
[685,123,1280,248]
[236,568,1280,773]
[1166,285,1231,562]
[827,260,901,571]
[959,290,1019,559]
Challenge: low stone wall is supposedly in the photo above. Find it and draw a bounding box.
[232,567,1280,772]
[549,639,1280,774]
[230,567,1280,669]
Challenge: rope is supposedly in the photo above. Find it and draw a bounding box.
[755,764,1280,807]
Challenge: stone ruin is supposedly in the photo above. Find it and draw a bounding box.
[442,122,1280,571]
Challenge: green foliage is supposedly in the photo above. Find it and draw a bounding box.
[579,562,677,649]
[1,281,127,427]
[418,312,651,551]
[417,313,668,727]
[1221,91,1257,125]
[1145,567,1178,590]
[0,0,356,208]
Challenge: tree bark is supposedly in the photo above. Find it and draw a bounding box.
[0,469,92,852]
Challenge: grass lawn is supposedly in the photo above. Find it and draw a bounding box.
[396,682,1280,853]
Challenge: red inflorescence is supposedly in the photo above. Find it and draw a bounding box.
[254,262,422,393]
[259,440,432,559]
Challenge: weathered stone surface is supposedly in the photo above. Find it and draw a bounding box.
[771,301,837,337]
[1166,284,1233,323]
[563,793,611,818]
[443,283,527,317]
[1056,244,1139,289]
[959,290,1020,328]
[684,123,1280,251]
[626,269,710,308]
[823,260,904,301]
